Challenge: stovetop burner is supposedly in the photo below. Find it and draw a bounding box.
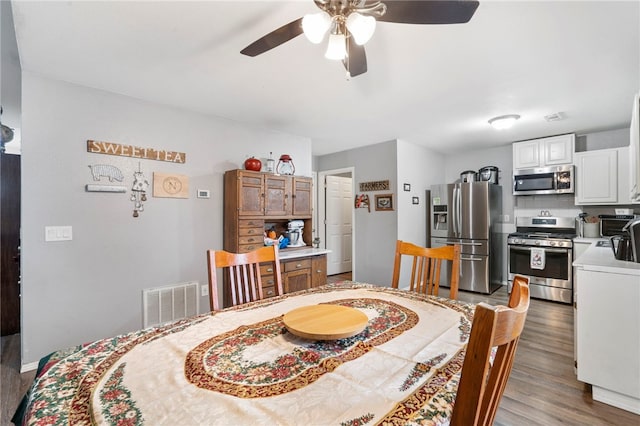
[508,216,577,248]
[508,231,577,240]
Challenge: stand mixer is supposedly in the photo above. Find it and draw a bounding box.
[286,220,306,247]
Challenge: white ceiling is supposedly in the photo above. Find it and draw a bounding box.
[10,0,640,156]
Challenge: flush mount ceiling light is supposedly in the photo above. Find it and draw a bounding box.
[488,114,521,130]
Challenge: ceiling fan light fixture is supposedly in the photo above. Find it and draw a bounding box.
[302,12,332,44]
[346,12,376,45]
[325,33,346,60]
[488,114,520,130]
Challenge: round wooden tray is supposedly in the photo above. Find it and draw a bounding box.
[283,304,369,340]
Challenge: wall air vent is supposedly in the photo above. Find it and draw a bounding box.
[143,281,199,328]
[544,112,565,122]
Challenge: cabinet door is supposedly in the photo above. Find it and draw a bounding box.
[575,150,617,204]
[311,255,327,287]
[264,175,290,216]
[542,134,574,166]
[576,269,640,399]
[283,269,311,293]
[238,171,264,216]
[513,140,541,169]
[292,177,313,217]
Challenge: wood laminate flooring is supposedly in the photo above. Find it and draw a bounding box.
[2,283,638,425]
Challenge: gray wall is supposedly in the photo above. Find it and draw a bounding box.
[1,0,21,153]
[396,139,446,247]
[316,139,446,287]
[317,141,398,285]
[20,73,312,364]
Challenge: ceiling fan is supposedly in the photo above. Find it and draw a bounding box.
[240,0,480,77]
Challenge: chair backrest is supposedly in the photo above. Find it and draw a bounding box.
[391,240,461,299]
[450,275,531,426]
[206,245,283,311]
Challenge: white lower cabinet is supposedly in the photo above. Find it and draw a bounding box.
[576,267,640,414]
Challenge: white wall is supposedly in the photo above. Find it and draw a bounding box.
[20,73,311,364]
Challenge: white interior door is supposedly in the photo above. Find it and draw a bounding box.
[326,175,353,275]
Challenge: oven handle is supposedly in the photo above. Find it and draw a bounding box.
[508,246,569,254]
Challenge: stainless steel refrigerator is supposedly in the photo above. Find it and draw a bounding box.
[429,182,502,294]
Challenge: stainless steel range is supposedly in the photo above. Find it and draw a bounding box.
[507,216,576,304]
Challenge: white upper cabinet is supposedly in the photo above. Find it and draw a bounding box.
[513,134,575,169]
[575,147,631,205]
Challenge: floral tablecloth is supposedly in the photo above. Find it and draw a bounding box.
[18,282,476,425]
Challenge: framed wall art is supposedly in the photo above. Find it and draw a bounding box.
[354,194,371,212]
[375,194,394,211]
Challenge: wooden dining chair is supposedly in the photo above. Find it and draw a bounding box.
[206,245,283,311]
[450,275,531,426]
[391,240,461,299]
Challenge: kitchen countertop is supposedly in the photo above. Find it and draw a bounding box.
[573,237,605,244]
[278,247,331,260]
[573,239,640,276]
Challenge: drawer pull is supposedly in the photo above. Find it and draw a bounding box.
[266,268,273,272]
[296,263,303,268]
[247,230,255,234]
[266,280,274,285]
[316,270,323,273]
[266,289,274,296]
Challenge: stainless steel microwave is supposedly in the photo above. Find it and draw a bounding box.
[513,165,574,195]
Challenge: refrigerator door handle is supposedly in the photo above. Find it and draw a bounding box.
[453,185,460,237]
[456,185,462,238]
[444,241,482,246]
[461,255,484,261]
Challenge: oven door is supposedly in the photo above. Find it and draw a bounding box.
[507,244,572,289]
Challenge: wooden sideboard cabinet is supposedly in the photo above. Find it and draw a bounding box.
[223,169,322,308]
[224,169,314,253]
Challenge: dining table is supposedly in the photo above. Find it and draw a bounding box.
[15,282,477,426]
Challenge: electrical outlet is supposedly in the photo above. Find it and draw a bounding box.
[201,285,209,297]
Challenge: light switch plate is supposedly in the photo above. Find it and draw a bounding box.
[201,285,209,297]
[45,226,73,242]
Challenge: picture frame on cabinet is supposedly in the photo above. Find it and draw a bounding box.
[375,194,394,211]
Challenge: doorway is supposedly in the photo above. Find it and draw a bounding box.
[1,152,21,336]
[318,168,354,277]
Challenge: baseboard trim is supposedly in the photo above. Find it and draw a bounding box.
[21,361,38,373]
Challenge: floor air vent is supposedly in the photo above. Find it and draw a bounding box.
[143,281,199,328]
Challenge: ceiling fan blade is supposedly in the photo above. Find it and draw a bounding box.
[378,0,479,24]
[240,18,304,57]
[343,37,367,77]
